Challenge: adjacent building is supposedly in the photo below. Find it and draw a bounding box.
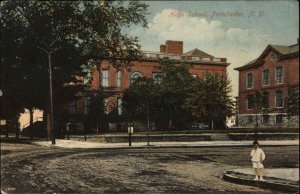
[65,40,229,131]
[234,40,299,127]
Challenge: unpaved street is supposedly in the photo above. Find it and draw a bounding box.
[1,143,298,193]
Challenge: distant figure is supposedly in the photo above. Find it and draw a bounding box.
[251,141,266,181]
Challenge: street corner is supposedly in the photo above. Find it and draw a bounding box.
[223,168,299,193]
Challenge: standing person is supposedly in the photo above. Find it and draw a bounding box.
[251,141,266,181]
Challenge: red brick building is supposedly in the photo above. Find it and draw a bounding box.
[234,40,299,127]
[66,40,229,131]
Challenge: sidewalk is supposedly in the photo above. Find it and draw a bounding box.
[223,168,299,192]
[32,139,299,149]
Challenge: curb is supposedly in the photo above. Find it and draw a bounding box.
[223,171,299,193]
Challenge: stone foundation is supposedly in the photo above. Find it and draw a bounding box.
[237,114,299,128]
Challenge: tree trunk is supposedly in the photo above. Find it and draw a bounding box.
[146,100,150,146]
[29,108,34,140]
[168,119,172,130]
[5,123,8,138]
[168,111,172,130]
[15,128,19,139]
[47,112,52,141]
[15,118,19,139]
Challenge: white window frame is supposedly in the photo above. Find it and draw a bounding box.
[101,70,109,87]
[130,71,143,84]
[246,72,253,89]
[262,69,270,86]
[116,71,122,87]
[275,90,284,108]
[275,66,284,84]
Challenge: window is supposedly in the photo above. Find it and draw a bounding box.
[68,101,76,114]
[117,98,122,115]
[246,72,253,88]
[83,97,91,115]
[262,92,269,108]
[276,114,283,124]
[246,94,254,109]
[101,70,109,87]
[104,98,109,114]
[262,70,269,86]
[276,67,283,84]
[248,116,253,123]
[130,72,143,84]
[152,72,162,84]
[275,90,283,108]
[116,71,122,87]
[262,115,269,124]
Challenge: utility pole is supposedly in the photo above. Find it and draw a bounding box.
[146,100,150,146]
[38,40,57,145]
[48,52,55,144]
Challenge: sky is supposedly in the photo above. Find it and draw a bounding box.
[127,0,299,97]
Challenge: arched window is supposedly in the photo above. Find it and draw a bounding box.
[130,72,143,84]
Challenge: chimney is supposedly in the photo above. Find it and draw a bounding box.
[160,44,166,53]
[165,40,183,55]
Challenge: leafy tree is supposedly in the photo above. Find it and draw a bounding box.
[123,77,159,127]
[158,59,194,130]
[1,1,148,139]
[185,73,234,130]
[286,86,299,127]
[88,92,107,132]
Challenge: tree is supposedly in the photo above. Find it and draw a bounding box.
[185,73,234,130]
[123,77,159,126]
[1,1,148,139]
[286,86,299,127]
[88,92,107,132]
[158,59,194,130]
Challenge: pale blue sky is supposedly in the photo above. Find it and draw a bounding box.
[126,0,299,97]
